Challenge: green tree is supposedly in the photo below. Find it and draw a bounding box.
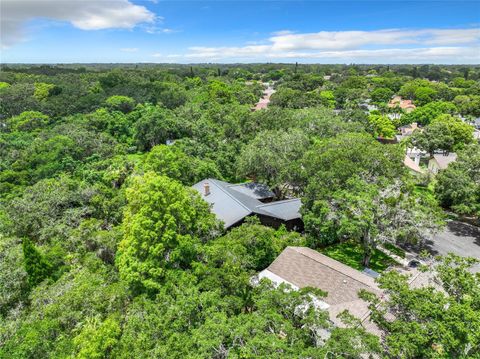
[371,87,394,103]
[367,114,396,139]
[270,87,305,108]
[360,254,480,358]
[22,237,53,287]
[116,173,219,295]
[33,82,57,101]
[454,95,480,117]
[85,108,133,142]
[413,86,438,105]
[0,81,11,90]
[6,111,50,132]
[195,219,304,297]
[435,144,480,216]
[133,105,186,151]
[149,81,188,109]
[0,236,29,316]
[116,278,379,358]
[238,129,310,197]
[304,177,442,266]
[207,80,235,104]
[143,144,220,185]
[402,101,457,126]
[105,95,136,113]
[73,315,121,359]
[410,114,474,156]
[7,175,95,243]
[0,259,128,358]
[319,90,336,108]
[301,133,404,199]
[433,114,474,150]
[398,79,432,100]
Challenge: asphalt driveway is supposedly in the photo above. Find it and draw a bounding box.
[425,220,480,272]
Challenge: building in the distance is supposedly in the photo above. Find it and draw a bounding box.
[388,95,416,113]
[404,155,425,175]
[428,153,457,174]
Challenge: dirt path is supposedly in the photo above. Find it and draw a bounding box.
[253,82,275,111]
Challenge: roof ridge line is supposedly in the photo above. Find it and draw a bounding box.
[255,198,300,208]
[287,247,376,289]
[208,179,253,213]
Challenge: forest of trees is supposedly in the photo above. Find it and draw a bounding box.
[0,63,479,358]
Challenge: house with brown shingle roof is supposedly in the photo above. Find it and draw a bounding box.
[256,246,383,331]
[404,155,425,175]
[388,96,416,113]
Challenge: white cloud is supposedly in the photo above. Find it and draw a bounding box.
[1,0,155,48]
[120,48,139,52]
[184,28,480,63]
[267,28,480,51]
[145,26,178,34]
[271,30,294,36]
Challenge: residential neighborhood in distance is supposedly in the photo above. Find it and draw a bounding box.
[1,0,479,358]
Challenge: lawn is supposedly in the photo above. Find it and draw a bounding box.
[383,242,406,258]
[320,241,399,272]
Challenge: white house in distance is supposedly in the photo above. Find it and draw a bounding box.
[428,153,457,174]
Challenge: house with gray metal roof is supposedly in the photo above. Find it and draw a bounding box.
[192,178,303,230]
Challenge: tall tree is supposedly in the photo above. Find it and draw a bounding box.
[238,129,309,197]
[435,144,480,216]
[303,177,442,267]
[410,114,474,156]
[116,173,219,295]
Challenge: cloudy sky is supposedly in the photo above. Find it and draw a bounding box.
[1,0,479,64]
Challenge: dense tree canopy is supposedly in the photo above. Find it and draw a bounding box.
[0,63,479,358]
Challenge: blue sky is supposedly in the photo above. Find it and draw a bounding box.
[1,1,479,63]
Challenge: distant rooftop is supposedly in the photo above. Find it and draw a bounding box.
[432,153,457,170]
[404,155,424,174]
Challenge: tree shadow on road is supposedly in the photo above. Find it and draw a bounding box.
[400,221,480,257]
[446,221,480,245]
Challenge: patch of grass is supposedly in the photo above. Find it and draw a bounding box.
[383,242,406,258]
[320,241,399,272]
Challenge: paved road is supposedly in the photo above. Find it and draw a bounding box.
[426,220,480,272]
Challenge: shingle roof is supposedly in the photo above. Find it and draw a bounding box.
[432,153,457,170]
[404,155,424,174]
[192,179,301,228]
[265,247,382,327]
